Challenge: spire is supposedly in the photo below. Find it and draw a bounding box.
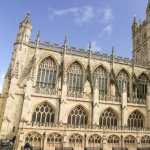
[17,12,32,43]
[133,15,136,24]
[111,46,115,69]
[111,46,114,59]
[88,42,92,65]
[132,15,138,35]
[35,31,40,48]
[64,35,68,46]
[88,42,92,59]
[63,35,68,55]
[36,31,40,43]
[20,12,32,27]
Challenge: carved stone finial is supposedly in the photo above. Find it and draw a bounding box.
[89,42,92,50]
[24,12,31,24]
[133,15,136,23]
[111,46,115,69]
[88,42,92,59]
[36,31,40,43]
[112,46,114,57]
[64,35,68,46]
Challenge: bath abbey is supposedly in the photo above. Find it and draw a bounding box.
[1,1,150,150]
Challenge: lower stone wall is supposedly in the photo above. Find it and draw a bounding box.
[16,127,150,150]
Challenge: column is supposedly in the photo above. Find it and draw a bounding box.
[92,78,99,125]
[137,136,141,149]
[59,71,68,123]
[20,79,33,123]
[122,82,128,127]
[102,135,108,150]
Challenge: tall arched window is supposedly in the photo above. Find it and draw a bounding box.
[68,105,88,127]
[69,134,83,147]
[32,102,55,126]
[137,74,148,100]
[141,135,150,144]
[124,135,136,144]
[108,135,120,144]
[47,133,62,147]
[93,66,107,100]
[36,57,57,94]
[116,70,129,97]
[88,134,102,146]
[127,110,144,128]
[99,108,118,128]
[67,62,83,97]
[25,132,42,149]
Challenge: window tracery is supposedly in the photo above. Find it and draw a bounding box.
[32,102,55,126]
[141,135,150,144]
[127,110,144,128]
[108,135,120,144]
[25,132,42,148]
[99,108,118,128]
[137,74,148,101]
[67,62,83,97]
[68,105,88,127]
[88,134,101,145]
[36,57,57,94]
[69,134,83,146]
[47,133,62,145]
[124,135,136,144]
[93,66,107,99]
[116,70,129,97]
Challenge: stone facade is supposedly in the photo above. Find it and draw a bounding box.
[1,2,150,150]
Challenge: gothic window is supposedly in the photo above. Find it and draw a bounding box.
[32,102,55,126]
[108,135,120,144]
[67,62,83,97]
[99,108,118,128]
[36,57,57,93]
[68,105,88,127]
[141,135,150,144]
[25,132,42,148]
[47,133,62,145]
[94,66,107,98]
[88,134,101,145]
[137,74,148,100]
[127,110,144,128]
[116,70,129,97]
[124,135,136,144]
[69,134,83,146]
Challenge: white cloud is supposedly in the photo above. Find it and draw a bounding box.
[48,6,114,37]
[49,6,94,24]
[102,7,113,23]
[103,24,112,35]
[75,6,94,24]
[48,6,113,26]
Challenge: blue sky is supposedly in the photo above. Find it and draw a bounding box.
[0,0,148,92]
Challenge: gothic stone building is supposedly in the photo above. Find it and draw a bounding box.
[1,2,150,150]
